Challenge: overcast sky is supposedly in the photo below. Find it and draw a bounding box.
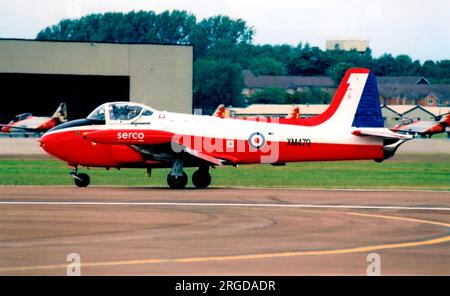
[1,0,449,61]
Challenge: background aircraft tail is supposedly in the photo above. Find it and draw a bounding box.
[212,104,226,118]
[286,106,300,119]
[52,102,67,122]
[439,113,450,126]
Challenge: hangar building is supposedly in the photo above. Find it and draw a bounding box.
[0,39,192,122]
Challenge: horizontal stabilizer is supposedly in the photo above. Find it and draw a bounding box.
[352,128,412,140]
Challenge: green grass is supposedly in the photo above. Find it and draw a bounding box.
[0,155,449,190]
[431,133,449,139]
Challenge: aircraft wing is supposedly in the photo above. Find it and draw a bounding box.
[352,128,412,140]
[0,124,41,132]
[182,146,225,166]
[83,129,232,166]
[392,122,438,134]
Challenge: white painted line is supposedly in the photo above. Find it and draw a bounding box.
[1,201,450,211]
[0,185,448,193]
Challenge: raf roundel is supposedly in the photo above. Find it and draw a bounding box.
[248,132,266,149]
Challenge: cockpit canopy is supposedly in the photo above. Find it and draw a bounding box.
[11,113,32,123]
[87,102,154,123]
[399,118,415,126]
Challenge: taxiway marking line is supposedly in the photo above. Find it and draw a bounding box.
[1,201,450,211]
[0,211,449,272]
[1,185,449,193]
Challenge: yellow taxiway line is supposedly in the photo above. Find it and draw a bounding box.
[0,210,449,272]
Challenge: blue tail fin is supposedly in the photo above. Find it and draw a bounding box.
[351,71,384,128]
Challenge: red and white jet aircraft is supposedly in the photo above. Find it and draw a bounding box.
[390,113,450,138]
[40,68,411,189]
[1,103,67,135]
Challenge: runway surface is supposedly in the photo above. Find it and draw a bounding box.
[0,187,449,275]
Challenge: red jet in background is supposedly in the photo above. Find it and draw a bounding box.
[1,102,67,136]
[40,68,411,189]
[390,113,450,138]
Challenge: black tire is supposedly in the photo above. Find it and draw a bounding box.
[74,173,90,187]
[167,171,188,189]
[192,169,211,189]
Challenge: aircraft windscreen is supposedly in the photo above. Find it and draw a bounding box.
[87,105,106,121]
[108,103,143,121]
[142,109,153,116]
[12,113,32,123]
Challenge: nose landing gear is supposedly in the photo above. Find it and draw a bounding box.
[70,167,90,187]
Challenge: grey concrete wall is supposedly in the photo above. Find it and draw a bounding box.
[0,39,192,113]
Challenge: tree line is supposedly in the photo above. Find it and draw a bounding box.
[37,10,450,113]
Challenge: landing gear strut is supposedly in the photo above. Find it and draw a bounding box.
[192,167,211,189]
[70,167,90,187]
[167,159,188,189]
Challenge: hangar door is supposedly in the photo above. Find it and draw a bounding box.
[0,73,130,122]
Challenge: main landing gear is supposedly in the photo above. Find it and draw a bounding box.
[166,159,211,189]
[167,159,188,189]
[70,167,90,187]
[192,167,211,189]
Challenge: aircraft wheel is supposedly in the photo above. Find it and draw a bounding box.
[192,169,211,189]
[167,171,188,189]
[74,173,90,187]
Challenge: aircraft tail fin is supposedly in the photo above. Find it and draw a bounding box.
[212,104,227,118]
[319,68,384,128]
[286,106,300,119]
[52,102,67,122]
[439,113,450,126]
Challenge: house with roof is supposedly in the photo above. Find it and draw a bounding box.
[241,70,450,107]
[379,84,450,107]
[377,76,430,85]
[377,76,450,107]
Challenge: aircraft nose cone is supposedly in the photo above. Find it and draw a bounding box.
[39,132,57,157]
[39,134,46,146]
[39,133,49,150]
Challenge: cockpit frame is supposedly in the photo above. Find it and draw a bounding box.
[87,102,155,125]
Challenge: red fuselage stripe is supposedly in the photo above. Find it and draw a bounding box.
[41,130,383,167]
